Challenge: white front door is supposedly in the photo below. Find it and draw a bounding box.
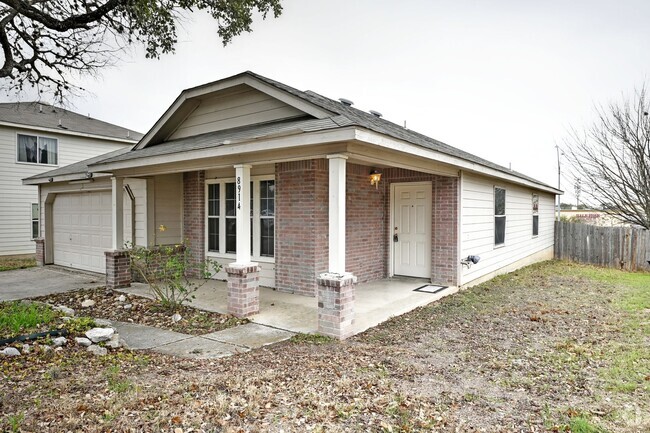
[393,182,432,278]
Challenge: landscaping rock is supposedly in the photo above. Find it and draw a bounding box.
[41,345,52,352]
[52,337,67,347]
[172,313,182,323]
[1,347,20,357]
[54,347,63,352]
[117,295,126,302]
[75,337,92,347]
[81,299,96,308]
[22,344,30,354]
[86,327,114,343]
[94,318,112,327]
[54,305,75,316]
[87,345,107,356]
[123,303,132,310]
[106,334,122,349]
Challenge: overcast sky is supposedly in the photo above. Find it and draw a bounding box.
[26,1,650,201]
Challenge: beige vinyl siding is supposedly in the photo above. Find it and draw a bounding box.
[460,172,555,285]
[153,173,182,245]
[168,86,305,140]
[0,125,129,256]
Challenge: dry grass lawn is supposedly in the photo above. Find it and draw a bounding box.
[1,260,648,432]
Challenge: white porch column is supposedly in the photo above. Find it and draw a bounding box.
[111,176,124,250]
[234,164,252,264]
[327,154,347,274]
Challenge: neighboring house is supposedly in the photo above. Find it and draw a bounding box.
[24,72,561,338]
[561,209,631,227]
[1,102,142,257]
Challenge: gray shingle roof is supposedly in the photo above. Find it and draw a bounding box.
[24,146,134,181]
[0,102,143,141]
[91,116,350,165]
[245,72,555,189]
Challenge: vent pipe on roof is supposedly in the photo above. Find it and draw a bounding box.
[38,104,42,113]
[127,131,130,139]
[369,110,383,118]
[339,98,354,106]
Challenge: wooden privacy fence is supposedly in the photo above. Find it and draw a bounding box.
[555,221,650,271]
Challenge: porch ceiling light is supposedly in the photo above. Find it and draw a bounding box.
[369,169,382,189]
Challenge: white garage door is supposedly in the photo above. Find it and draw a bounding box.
[53,191,112,273]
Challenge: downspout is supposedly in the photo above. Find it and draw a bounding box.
[124,184,136,245]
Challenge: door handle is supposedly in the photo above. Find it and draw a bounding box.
[393,234,399,242]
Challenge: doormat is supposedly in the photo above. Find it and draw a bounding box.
[414,285,448,294]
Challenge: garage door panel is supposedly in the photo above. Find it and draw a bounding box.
[53,191,111,274]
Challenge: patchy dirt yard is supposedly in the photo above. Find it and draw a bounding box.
[1,261,648,432]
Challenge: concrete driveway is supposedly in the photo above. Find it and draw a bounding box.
[0,266,104,301]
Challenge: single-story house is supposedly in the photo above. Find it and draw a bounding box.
[24,71,560,339]
[0,102,141,257]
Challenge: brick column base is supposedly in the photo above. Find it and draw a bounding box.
[317,272,356,340]
[226,263,261,317]
[34,238,45,266]
[105,250,131,289]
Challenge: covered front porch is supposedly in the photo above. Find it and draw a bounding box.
[124,277,459,336]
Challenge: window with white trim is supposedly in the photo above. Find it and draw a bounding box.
[532,194,539,237]
[206,178,275,259]
[17,134,58,165]
[494,187,506,246]
[31,203,39,239]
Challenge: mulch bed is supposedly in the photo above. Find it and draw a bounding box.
[30,287,248,336]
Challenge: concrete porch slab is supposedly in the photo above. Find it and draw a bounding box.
[202,323,294,349]
[153,336,249,359]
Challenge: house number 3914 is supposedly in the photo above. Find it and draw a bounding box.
[236,177,241,210]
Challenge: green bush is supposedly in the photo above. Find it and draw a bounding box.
[0,302,59,337]
[127,242,220,312]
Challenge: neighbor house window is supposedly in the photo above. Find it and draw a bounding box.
[31,203,39,239]
[494,187,506,246]
[206,178,275,259]
[17,134,58,165]
[532,194,539,237]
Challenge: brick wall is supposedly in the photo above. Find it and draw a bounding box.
[433,176,459,286]
[182,171,205,276]
[275,160,328,296]
[345,163,387,283]
[105,250,131,289]
[34,238,45,266]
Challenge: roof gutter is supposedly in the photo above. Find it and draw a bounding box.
[0,120,139,144]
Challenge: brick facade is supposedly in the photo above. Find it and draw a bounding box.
[345,163,388,283]
[317,272,356,340]
[34,238,45,266]
[226,264,261,317]
[275,160,328,296]
[183,171,205,276]
[105,250,131,289]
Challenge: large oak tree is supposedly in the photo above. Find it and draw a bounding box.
[0,0,282,100]
[563,88,650,229]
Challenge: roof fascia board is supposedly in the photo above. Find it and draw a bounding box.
[135,73,334,150]
[23,172,112,185]
[0,121,138,143]
[354,129,562,194]
[89,127,357,172]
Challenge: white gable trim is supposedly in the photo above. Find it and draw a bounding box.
[134,73,334,150]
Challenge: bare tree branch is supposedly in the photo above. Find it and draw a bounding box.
[563,87,650,229]
[0,0,283,102]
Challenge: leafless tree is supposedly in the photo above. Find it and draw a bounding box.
[0,0,282,102]
[563,87,650,229]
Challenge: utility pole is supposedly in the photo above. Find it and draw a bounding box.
[555,145,561,221]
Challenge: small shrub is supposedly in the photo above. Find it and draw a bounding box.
[127,242,221,312]
[290,333,334,345]
[62,317,96,335]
